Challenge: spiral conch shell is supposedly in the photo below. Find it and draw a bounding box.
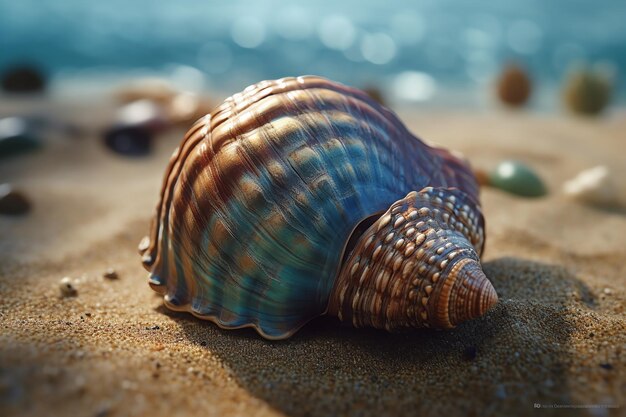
[139,76,498,339]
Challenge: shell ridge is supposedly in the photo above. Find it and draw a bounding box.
[145,117,213,285]
[248,102,337,241]
[289,90,353,225]
[173,151,246,311]
[260,116,339,240]
[144,117,208,267]
[290,88,367,300]
[239,132,328,245]
[260,91,414,316]
[196,106,340,334]
[211,85,408,159]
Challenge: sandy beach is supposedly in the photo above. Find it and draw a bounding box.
[1,98,624,417]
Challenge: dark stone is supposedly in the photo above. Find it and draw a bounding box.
[103,125,152,157]
[599,363,613,370]
[462,345,478,361]
[496,63,532,107]
[103,268,119,280]
[1,65,47,93]
[0,184,31,215]
[0,117,41,158]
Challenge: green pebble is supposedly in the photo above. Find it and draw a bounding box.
[489,161,547,197]
[563,69,612,115]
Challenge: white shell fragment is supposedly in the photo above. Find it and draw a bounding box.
[563,166,620,207]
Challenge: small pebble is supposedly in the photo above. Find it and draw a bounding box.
[73,375,87,394]
[599,363,613,370]
[0,117,41,158]
[562,66,612,115]
[603,287,612,295]
[563,166,620,208]
[103,99,172,157]
[59,277,77,297]
[496,63,532,107]
[0,184,31,215]
[103,125,152,157]
[489,160,546,197]
[94,406,112,417]
[42,366,62,381]
[103,268,119,280]
[1,64,47,93]
[116,100,168,132]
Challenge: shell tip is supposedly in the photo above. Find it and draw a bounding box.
[480,278,498,315]
[444,260,498,327]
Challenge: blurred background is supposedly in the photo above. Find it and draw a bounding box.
[1,0,624,109]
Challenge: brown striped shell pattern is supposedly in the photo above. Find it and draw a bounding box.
[139,75,498,339]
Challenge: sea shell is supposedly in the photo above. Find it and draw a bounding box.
[139,75,498,339]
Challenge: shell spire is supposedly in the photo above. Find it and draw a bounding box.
[327,187,497,330]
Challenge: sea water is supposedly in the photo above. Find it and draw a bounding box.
[1,0,624,105]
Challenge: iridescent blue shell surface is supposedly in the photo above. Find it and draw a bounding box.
[139,76,479,339]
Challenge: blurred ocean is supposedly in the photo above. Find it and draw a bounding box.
[1,0,624,105]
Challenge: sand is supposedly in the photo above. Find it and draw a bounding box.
[0,98,624,417]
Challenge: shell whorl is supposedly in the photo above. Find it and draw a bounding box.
[139,75,488,339]
[328,188,497,330]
